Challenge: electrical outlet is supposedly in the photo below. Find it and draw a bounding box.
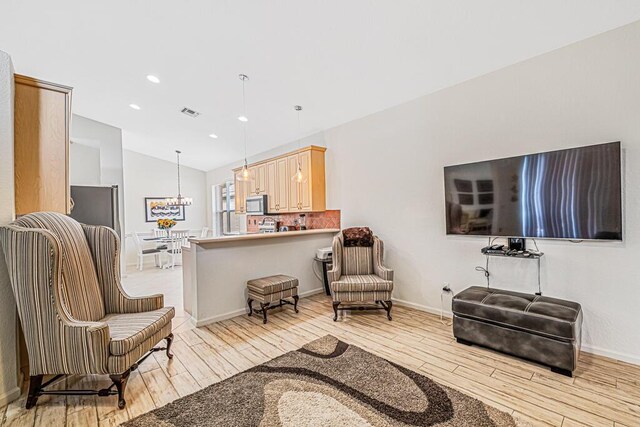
[442,283,452,293]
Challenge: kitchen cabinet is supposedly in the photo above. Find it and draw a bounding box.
[233,145,326,214]
[14,74,72,215]
[275,157,289,212]
[266,157,290,213]
[234,172,247,213]
[287,155,300,212]
[288,149,316,212]
[248,163,267,196]
[297,149,312,211]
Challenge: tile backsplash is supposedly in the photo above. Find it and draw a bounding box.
[246,210,341,232]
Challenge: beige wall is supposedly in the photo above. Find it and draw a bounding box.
[0,50,20,406]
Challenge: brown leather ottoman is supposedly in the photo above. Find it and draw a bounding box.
[452,286,582,376]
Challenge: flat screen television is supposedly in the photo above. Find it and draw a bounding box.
[444,142,622,240]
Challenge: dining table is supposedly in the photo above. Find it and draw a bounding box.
[142,235,196,268]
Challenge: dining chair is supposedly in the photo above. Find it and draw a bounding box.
[166,229,190,269]
[152,228,169,255]
[132,232,164,271]
[153,229,168,238]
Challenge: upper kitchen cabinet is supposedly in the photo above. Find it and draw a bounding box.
[234,145,326,214]
[266,158,289,212]
[14,74,73,215]
[235,171,248,213]
[248,162,267,196]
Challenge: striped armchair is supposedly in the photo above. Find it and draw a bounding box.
[0,212,175,410]
[327,230,393,321]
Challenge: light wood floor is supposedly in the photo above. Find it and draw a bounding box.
[1,266,639,426]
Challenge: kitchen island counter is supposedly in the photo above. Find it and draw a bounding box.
[183,228,338,326]
[189,228,339,245]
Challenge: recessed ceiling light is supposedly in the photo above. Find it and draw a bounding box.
[129,104,141,110]
[209,133,218,139]
[146,75,160,84]
[238,116,248,122]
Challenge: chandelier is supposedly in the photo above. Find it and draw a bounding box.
[165,150,192,206]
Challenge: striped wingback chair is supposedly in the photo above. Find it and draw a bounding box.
[327,228,394,321]
[0,212,175,410]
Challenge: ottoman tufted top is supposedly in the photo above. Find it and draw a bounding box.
[452,286,582,341]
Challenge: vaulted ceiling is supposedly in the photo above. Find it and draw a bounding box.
[2,1,640,170]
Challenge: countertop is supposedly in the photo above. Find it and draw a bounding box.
[189,228,339,245]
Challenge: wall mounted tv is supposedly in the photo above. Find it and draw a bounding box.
[444,142,622,241]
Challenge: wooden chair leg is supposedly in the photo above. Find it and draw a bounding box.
[332,301,340,321]
[110,369,131,410]
[293,295,299,313]
[247,298,253,316]
[260,302,269,324]
[165,333,174,359]
[25,375,43,409]
[383,300,393,321]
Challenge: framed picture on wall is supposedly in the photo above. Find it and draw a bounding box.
[144,197,186,222]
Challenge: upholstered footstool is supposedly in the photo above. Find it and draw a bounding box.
[452,286,582,377]
[247,274,299,324]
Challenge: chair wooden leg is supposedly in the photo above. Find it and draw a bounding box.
[165,333,174,359]
[260,302,269,324]
[110,369,131,410]
[25,375,43,409]
[247,298,253,316]
[383,300,393,321]
[332,302,340,321]
[293,295,299,313]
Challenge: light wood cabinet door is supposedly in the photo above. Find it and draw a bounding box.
[266,161,278,212]
[298,150,313,211]
[275,157,289,212]
[14,75,72,215]
[287,154,299,211]
[247,163,266,196]
[234,173,247,213]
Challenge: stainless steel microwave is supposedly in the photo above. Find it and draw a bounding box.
[245,195,269,215]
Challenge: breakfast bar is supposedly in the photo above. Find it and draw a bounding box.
[182,229,339,326]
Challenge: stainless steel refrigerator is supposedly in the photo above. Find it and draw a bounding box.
[69,185,121,237]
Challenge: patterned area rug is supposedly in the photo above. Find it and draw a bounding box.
[124,335,517,426]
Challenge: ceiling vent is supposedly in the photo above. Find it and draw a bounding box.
[181,107,201,118]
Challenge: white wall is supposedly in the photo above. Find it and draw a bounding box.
[0,50,20,406]
[322,21,640,363]
[70,141,101,185]
[123,149,207,266]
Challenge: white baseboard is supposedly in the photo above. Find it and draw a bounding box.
[392,297,452,319]
[581,344,640,366]
[0,386,21,407]
[192,309,246,327]
[191,287,325,328]
[392,297,640,367]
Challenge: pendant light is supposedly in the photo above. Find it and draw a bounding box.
[165,150,193,206]
[237,74,251,182]
[291,105,306,183]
